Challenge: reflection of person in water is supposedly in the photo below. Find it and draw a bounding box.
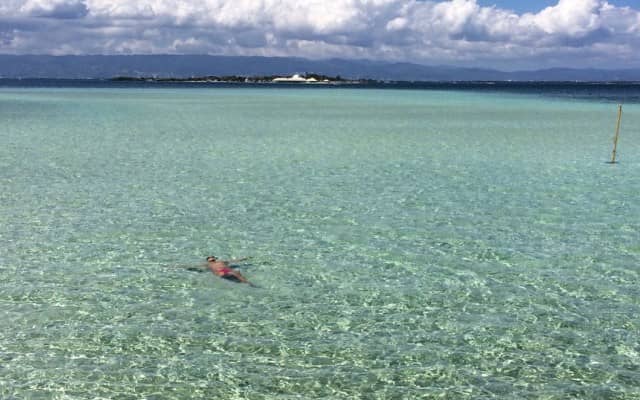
[206,256,254,286]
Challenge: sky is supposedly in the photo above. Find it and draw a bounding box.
[478,0,637,14]
[1,0,640,70]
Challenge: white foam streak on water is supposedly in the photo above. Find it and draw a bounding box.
[1,87,639,399]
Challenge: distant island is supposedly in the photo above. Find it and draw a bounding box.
[111,73,373,84]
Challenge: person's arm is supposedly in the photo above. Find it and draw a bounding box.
[228,257,250,264]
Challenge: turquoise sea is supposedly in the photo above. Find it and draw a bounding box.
[1,84,639,399]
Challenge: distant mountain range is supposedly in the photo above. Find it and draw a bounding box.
[1,55,639,81]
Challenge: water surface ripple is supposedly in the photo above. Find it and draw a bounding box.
[1,87,639,399]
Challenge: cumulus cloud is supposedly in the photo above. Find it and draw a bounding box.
[532,0,602,36]
[20,0,88,19]
[0,0,639,69]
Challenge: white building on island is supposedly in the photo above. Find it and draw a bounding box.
[273,74,317,83]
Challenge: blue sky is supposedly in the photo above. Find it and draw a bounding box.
[1,0,640,70]
[478,0,637,13]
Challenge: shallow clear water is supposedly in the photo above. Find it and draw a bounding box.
[1,87,639,399]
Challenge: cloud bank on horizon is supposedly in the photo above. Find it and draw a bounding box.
[0,0,639,69]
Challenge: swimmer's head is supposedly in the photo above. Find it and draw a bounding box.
[206,256,217,262]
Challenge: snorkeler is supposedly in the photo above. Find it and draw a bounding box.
[206,256,254,286]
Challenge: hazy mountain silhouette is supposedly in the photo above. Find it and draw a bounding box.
[1,55,639,81]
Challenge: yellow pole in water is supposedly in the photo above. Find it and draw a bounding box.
[610,104,623,164]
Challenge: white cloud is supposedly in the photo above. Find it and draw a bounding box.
[20,0,88,18]
[0,0,639,69]
[529,0,601,37]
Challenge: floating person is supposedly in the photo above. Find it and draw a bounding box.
[206,256,255,286]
